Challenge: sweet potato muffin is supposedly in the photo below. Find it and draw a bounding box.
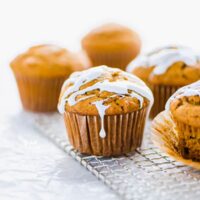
[166,81,200,161]
[82,23,141,70]
[127,46,200,118]
[10,44,91,112]
[58,65,153,156]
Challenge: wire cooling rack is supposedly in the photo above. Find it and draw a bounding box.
[30,113,200,200]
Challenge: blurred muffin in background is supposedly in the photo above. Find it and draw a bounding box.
[127,45,200,118]
[10,44,91,112]
[82,23,141,70]
[166,81,200,161]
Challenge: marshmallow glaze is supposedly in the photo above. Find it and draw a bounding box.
[58,66,154,138]
[127,46,200,75]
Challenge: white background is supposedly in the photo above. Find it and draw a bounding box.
[0,1,200,199]
[1,0,200,112]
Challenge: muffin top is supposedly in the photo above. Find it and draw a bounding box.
[10,44,91,77]
[127,46,200,86]
[58,65,153,138]
[166,81,200,127]
[81,23,141,53]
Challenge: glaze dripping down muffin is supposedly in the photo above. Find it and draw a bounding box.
[166,81,200,160]
[58,65,153,156]
[127,45,200,118]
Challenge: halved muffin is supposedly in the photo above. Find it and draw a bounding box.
[166,81,200,160]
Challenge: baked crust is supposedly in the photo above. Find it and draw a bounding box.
[11,44,91,77]
[170,95,200,127]
[60,67,150,116]
[82,23,141,54]
[149,62,200,85]
[130,46,200,86]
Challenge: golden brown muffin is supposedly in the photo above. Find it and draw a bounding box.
[10,44,91,112]
[127,46,200,118]
[166,81,200,160]
[82,23,141,70]
[58,65,153,156]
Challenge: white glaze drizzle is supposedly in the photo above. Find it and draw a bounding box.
[92,101,109,138]
[127,46,199,75]
[58,66,154,138]
[165,80,200,110]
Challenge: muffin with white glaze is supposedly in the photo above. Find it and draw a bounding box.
[58,65,153,156]
[166,81,200,161]
[127,46,200,118]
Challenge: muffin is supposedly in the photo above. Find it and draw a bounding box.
[166,81,200,161]
[58,65,153,156]
[10,44,91,112]
[127,46,200,118]
[82,23,141,70]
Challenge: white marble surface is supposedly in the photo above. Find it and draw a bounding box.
[0,70,118,200]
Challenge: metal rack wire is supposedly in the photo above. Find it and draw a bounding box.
[32,113,200,200]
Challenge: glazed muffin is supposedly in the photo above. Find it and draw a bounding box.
[166,81,200,161]
[127,46,200,118]
[82,23,141,70]
[58,65,153,156]
[10,44,91,112]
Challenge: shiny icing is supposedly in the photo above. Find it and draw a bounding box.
[165,80,200,110]
[58,65,154,138]
[127,46,199,75]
